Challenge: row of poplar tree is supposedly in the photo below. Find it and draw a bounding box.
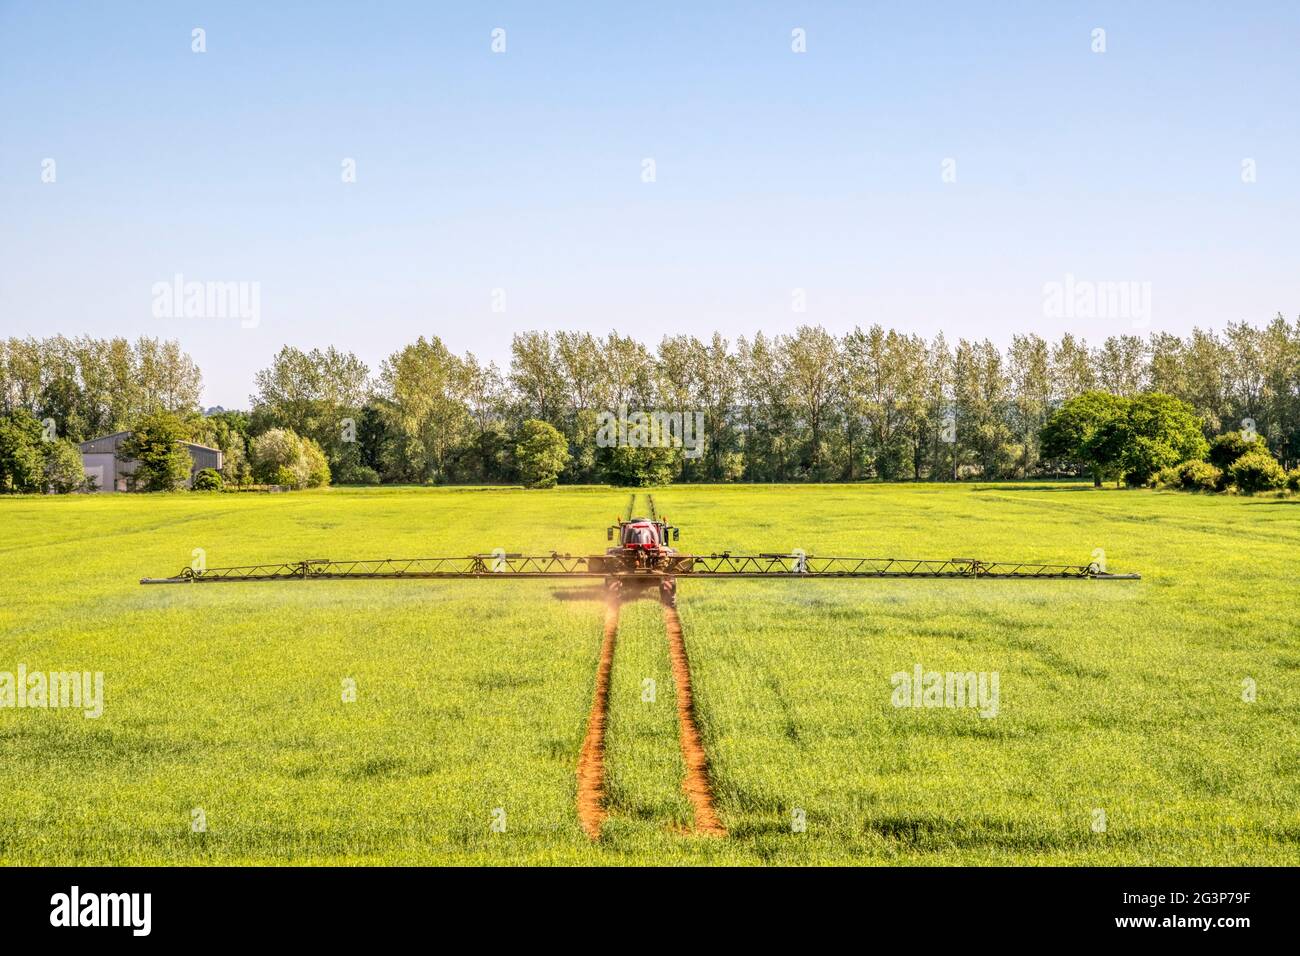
[2,315,1297,488]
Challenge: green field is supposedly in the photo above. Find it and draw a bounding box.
[1,483,1297,865]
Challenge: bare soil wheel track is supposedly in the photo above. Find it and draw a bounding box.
[662,605,726,836]
[576,600,619,839]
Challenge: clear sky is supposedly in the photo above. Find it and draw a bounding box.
[2,2,1297,408]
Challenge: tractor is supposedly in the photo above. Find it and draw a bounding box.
[592,503,683,605]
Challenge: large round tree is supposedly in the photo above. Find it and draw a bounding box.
[514,419,570,489]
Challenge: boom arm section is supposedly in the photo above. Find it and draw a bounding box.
[141,552,1138,583]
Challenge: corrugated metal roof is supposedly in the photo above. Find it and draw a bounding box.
[78,430,221,453]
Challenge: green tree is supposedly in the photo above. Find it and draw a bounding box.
[1007,333,1052,474]
[600,332,655,411]
[508,332,564,423]
[1179,328,1231,432]
[514,419,569,488]
[119,411,193,491]
[301,437,331,488]
[249,428,298,483]
[186,411,252,486]
[1039,391,1129,486]
[1113,393,1208,486]
[356,403,390,476]
[1256,314,1300,467]
[694,333,741,482]
[1174,459,1221,492]
[192,468,224,491]
[219,431,252,486]
[736,333,795,481]
[842,325,907,479]
[600,439,677,487]
[1093,335,1148,395]
[460,357,510,482]
[1207,430,1269,471]
[136,338,203,414]
[376,337,473,483]
[919,334,954,479]
[251,345,369,472]
[1147,331,1189,398]
[0,410,48,492]
[248,427,327,489]
[953,339,1016,478]
[783,326,840,478]
[1050,334,1095,400]
[44,438,87,493]
[651,335,707,483]
[0,335,201,443]
[1228,450,1286,493]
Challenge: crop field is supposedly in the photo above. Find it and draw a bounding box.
[1,483,1297,865]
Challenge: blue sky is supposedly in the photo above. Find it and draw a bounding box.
[2,1,1297,407]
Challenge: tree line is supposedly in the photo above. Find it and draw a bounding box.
[2,316,1298,491]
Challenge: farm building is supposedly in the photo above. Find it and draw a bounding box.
[79,431,223,492]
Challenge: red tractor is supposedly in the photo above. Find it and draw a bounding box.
[592,503,683,606]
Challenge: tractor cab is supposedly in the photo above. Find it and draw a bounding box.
[607,516,679,553]
[621,519,662,551]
